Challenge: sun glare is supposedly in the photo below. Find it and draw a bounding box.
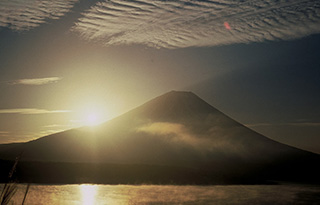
[73,101,112,127]
[80,106,104,126]
[86,112,100,126]
[80,184,97,205]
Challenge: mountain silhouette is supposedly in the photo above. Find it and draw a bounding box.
[0,91,319,184]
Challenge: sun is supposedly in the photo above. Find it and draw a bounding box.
[81,107,104,126]
[86,112,100,126]
[72,101,111,127]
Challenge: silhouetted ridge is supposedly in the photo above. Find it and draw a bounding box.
[0,90,319,185]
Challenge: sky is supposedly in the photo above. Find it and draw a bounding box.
[0,0,319,154]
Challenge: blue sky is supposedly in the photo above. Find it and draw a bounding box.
[0,0,319,153]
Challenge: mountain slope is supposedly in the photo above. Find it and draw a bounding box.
[0,91,319,184]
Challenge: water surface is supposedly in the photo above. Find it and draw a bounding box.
[2,184,319,204]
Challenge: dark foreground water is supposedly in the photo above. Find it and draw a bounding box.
[2,184,319,204]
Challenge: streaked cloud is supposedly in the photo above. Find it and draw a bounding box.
[0,108,71,115]
[72,0,320,48]
[41,124,73,135]
[137,122,238,152]
[39,129,68,137]
[0,131,38,144]
[42,124,72,128]
[0,0,78,31]
[8,77,62,85]
[246,123,274,128]
[288,122,320,127]
[0,131,10,137]
[137,122,205,146]
[247,122,320,128]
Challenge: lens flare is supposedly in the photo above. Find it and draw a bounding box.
[224,22,231,30]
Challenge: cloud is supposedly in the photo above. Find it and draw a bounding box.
[136,122,237,152]
[41,124,73,135]
[0,131,10,137]
[0,131,39,144]
[42,124,71,128]
[39,129,67,137]
[245,123,274,128]
[246,122,320,128]
[0,0,78,31]
[287,122,320,127]
[0,108,71,115]
[8,77,62,85]
[72,0,320,48]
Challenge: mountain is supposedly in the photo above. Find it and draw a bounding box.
[0,91,319,184]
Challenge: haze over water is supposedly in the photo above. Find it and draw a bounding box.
[5,184,320,204]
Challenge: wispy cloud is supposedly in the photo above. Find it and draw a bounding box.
[39,129,68,137]
[245,123,274,128]
[72,0,320,48]
[41,124,73,135]
[0,131,10,137]
[42,124,71,128]
[0,131,39,144]
[137,122,240,152]
[287,122,320,127]
[0,108,71,115]
[8,77,62,85]
[0,0,78,31]
[246,122,320,128]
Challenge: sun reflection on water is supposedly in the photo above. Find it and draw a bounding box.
[80,184,97,205]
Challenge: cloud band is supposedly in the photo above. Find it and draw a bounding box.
[72,0,320,48]
[0,0,78,31]
[0,108,71,115]
[8,77,62,85]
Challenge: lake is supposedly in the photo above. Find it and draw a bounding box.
[2,184,319,204]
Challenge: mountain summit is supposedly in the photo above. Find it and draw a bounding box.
[128,91,220,121]
[0,91,319,184]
